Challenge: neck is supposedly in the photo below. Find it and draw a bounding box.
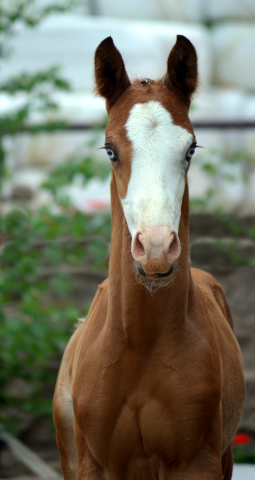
[107,174,193,345]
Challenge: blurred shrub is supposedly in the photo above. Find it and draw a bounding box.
[0,205,111,433]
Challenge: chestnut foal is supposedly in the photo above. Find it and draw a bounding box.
[53,36,244,480]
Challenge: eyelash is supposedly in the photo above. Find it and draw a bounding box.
[186,142,197,162]
[104,144,118,162]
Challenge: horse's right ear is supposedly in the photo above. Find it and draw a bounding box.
[94,37,131,111]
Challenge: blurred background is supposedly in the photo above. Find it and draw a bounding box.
[0,0,255,477]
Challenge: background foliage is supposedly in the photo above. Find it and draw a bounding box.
[0,205,111,433]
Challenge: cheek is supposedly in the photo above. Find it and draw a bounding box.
[112,144,132,199]
[104,127,133,199]
[114,160,131,199]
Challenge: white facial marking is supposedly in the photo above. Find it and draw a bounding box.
[121,101,193,238]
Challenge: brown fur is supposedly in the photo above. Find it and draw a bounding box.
[53,36,244,480]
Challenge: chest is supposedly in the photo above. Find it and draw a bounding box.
[73,345,220,469]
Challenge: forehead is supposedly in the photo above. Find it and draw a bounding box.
[105,80,194,138]
[125,100,194,153]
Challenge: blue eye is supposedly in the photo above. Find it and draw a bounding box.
[105,146,118,162]
[186,143,197,161]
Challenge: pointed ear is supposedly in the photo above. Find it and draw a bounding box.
[165,35,198,108]
[94,36,131,111]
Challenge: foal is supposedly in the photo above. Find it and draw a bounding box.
[53,35,244,480]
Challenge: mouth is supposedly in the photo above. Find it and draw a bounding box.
[137,263,175,278]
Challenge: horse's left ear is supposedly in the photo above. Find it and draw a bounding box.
[94,36,131,111]
[165,35,198,108]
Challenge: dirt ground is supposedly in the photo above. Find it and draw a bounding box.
[0,419,61,478]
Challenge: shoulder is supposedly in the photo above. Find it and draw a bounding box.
[191,267,218,288]
[191,268,234,330]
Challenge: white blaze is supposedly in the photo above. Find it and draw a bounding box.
[121,100,193,239]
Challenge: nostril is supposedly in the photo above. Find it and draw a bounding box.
[169,233,175,253]
[168,232,181,259]
[169,233,176,253]
[133,232,146,259]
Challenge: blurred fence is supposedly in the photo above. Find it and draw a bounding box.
[11,120,255,132]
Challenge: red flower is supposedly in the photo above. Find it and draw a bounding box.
[232,433,253,445]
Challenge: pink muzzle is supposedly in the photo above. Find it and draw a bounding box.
[132,227,181,276]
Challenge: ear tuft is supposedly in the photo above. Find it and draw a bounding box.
[165,35,198,108]
[94,37,131,110]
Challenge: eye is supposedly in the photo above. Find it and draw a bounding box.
[105,145,118,162]
[186,143,197,162]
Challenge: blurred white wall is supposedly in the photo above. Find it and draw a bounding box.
[1,1,255,212]
[1,16,211,90]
